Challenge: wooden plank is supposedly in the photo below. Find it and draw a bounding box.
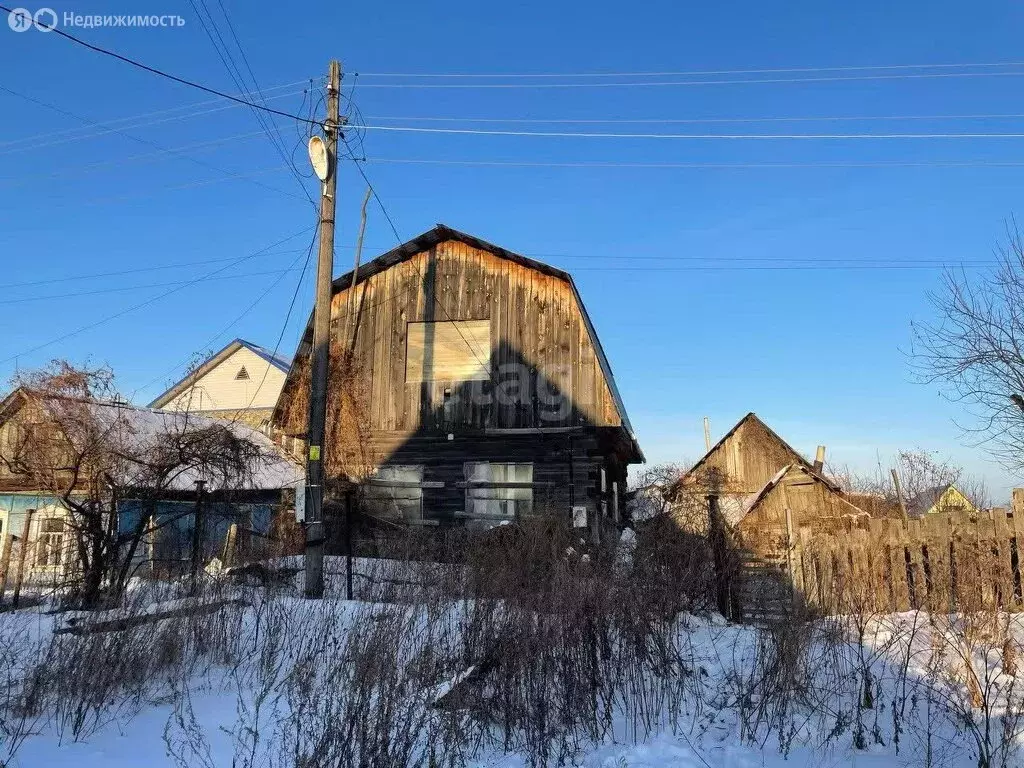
[405,320,491,384]
[0,529,12,604]
[56,598,248,636]
[1011,509,1024,605]
[978,510,999,608]
[992,509,1013,608]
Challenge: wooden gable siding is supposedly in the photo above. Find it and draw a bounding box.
[162,346,287,413]
[736,466,864,553]
[687,416,810,495]
[276,239,621,439]
[923,485,975,516]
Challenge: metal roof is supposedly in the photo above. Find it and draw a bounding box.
[148,339,291,410]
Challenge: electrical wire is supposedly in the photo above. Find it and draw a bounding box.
[361,112,1024,125]
[184,0,316,205]
[352,71,1024,88]
[362,156,1024,169]
[0,3,320,126]
[0,85,307,201]
[359,124,1024,140]
[0,227,315,365]
[354,61,1024,78]
[0,249,310,290]
[133,235,316,400]
[0,81,311,153]
[0,129,275,186]
[0,267,308,306]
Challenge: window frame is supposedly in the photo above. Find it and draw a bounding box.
[463,462,534,525]
[404,319,491,383]
[362,465,427,524]
[34,516,67,569]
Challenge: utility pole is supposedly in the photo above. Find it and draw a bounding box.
[304,59,342,599]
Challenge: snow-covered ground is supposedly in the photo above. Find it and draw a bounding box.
[3,558,1023,768]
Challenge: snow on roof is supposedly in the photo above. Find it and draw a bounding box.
[241,340,292,372]
[33,394,301,491]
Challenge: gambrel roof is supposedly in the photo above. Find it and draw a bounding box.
[294,224,641,459]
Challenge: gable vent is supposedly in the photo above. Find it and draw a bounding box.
[235,366,250,381]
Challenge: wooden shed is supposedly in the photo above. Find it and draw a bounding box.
[735,463,867,552]
[681,412,816,496]
[272,225,643,533]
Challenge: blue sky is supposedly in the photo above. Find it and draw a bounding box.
[3,0,1024,498]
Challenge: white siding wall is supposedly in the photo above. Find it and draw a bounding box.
[164,347,288,412]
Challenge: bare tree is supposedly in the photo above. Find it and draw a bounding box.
[0,361,281,608]
[913,223,1024,471]
[833,450,990,516]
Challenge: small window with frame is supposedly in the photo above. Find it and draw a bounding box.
[464,463,533,525]
[362,465,425,523]
[35,517,66,568]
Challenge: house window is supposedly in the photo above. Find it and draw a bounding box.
[235,366,250,381]
[406,320,490,383]
[35,518,66,568]
[465,463,533,522]
[363,465,424,523]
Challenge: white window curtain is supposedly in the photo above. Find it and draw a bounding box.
[465,463,533,521]
[363,465,424,523]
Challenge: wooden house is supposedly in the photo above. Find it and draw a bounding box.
[148,339,290,428]
[682,412,817,496]
[735,463,867,552]
[272,225,643,533]
[0,388,300,590]
[675,412,865,529]
[904,483,977,518]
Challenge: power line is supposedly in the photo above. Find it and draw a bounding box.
[0,85,307,201]
[0,2,320,126]
[352,70,1024,88]
[0,227,315,365]
[4,165,296,215]
[0,267,308,306]
[184,0,315,204]
[4,258,990,310]
[343,141,494,371]
[132,235,316,399]
[363,156,1024,169]
[355,61,1024,78]
[362,112,1024,125]
[0,81,311,152]
[0,244,374,290]
[0,129,273,186]
[232,222,319,415]
[360,124,1024,140]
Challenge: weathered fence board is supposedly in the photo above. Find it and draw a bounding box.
[736,509,1024,622]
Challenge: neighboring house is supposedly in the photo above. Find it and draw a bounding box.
[904,484,977,518]
[273,224,644,534]
[0,388,301,587]
[148,339,291,428]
